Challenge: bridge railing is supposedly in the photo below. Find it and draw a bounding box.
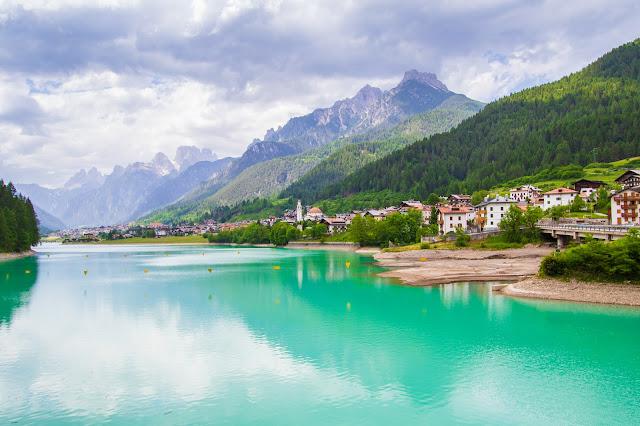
[536,223,636,234]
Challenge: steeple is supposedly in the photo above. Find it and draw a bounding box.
[296,199,303,222]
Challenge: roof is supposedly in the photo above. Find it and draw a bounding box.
[321,218,347,225]
[449,194,471,200]
[438,206,471,214]
[615,170,640,183]
[510,185,541,192]
[475,196,517,207]
[543,187,578,195]
[572,179,606,186]
[308,207,323,214]
[609,186,640,197]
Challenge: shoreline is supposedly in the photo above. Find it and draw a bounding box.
[501,277,640,307]
[0,250,38,261]
[373,245,553,286]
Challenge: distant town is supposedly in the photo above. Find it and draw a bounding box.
[55,169,640,243]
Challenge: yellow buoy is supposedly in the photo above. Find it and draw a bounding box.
[420,257,426,261]
[238,251,240,254]
[124,255,127,258]
[166,254,169,256]
[5,254,9,257]
[272,249,274,252]
[422,308,427,314]
[203,253,205,256]
[275,299,280,304]
[208,268,212,273]
[346,262,351,268]
[85,255,88,258]
[47,254,50,257]
[25,270,30,274]
[143,270,148,273]
[274,266,280,270]
[346,302,351,309]
[306,247,309,250]
[83,271,87,275]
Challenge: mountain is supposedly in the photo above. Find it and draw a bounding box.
[309,39,640,206]
[16,146,227,228]
[201,99,484,208]
[33,205,66,234]
[174,38,640,223]
[174,146,218,172]
[147,71,482,219]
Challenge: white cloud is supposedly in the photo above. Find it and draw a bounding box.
[0,0,639,186]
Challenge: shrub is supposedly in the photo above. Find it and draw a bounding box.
[420,242,431,249]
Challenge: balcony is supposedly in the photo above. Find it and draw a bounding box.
[620,204,638,210]
[614,194,640,202]
[621,212,638,219]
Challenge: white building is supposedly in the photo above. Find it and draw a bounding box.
[509,185,541,202]
[474,196,518,230]
[296,200,303,222]
[437,206,471,235]
[610,187,640,225]
[543,187,578,208]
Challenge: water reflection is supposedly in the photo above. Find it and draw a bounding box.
[0,256,38,325]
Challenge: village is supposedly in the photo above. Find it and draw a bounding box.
[57,169,640,243]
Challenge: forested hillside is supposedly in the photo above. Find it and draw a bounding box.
[0,180,40,253]
[312,39,640,203]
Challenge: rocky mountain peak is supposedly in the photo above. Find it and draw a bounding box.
[151,152,176,176]
[63,167,105,190]
[400,70,449,92]
[174,145,218,172]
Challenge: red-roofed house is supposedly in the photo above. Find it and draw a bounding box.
[543,188,577,208]
[437,206,471,235]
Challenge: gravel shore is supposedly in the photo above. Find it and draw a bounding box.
[501,277,640,306]
[373,245,553,285]
[0,250,37,261]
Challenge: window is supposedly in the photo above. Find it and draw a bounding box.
[490,207,493,211]
[490,214,493,218]
[501,206,504,211]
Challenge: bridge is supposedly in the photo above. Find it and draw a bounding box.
[537,223,635,248]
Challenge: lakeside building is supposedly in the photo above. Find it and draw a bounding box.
[436,206,471,235]
[474,196,518,231]
[306,207,324,221]
[509,185,541,202]
[321,217,348,234]
[543,187,578,208]
[615,170,640,189]
[572,179,606,199]
[610,186,640,225]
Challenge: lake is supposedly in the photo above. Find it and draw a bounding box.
[1,243,639,424]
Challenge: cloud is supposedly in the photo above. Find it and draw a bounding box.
[0,0,639,186]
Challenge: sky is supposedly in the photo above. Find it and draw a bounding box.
[0,0,639,187]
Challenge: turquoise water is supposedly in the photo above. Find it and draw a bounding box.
[1,243,639,424]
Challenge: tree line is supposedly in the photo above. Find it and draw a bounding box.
[0,180,40,253]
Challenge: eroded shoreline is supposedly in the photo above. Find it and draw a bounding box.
[0,250,37,261]
[373,245,553,286]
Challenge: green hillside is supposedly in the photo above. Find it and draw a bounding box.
[311,39,640,204]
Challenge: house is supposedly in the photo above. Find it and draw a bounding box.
[509,185,541,202]
[543,187,578,208]
[474,196,517,231]
[572,179,606,199]
[615,170,640,189]
[610,187,640,225]
[447,194,472,205]
[364,210,386,221]
[148,222,164,229]
[321,217,348,234]
[437,206,471,235]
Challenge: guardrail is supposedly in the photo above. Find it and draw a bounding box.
[537,223,635,233]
